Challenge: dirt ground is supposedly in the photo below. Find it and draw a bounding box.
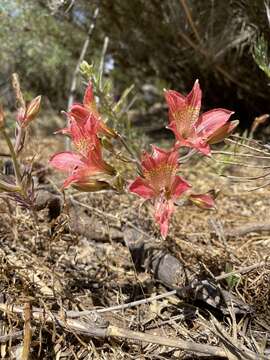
[0,130,269,359]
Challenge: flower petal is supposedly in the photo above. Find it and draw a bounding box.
[171,130,211,156]
[171,176,191,198]
[189,138,211,155]
[129,177,155,199]
[62,174,80,188]
[87,149,116,176]
[151,145,178,166]
[196,109,234,138]
[69,116,98,157]
[154,198,174,239]
[207,120,239,144]
[166,88,200,139]
[186,79,202,119]
[141,151,157,172]
[49,152,84,173]
[164,90,186,114]
[69,104,89,124]
[83,82,95,108]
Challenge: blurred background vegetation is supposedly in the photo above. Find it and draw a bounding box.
[0,0,269,135]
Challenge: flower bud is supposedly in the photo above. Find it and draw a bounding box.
[72,180,112,192]
[189,193,216,209]
[98,120,117,139]
[24,95,41,126]
[113,174,125,192]
[103,162,116,176]
[208,120,239,144]
[80,61,94,78]
[101,137,114,152]
[18,95,41,128]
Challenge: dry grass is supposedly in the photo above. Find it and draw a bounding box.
[0,131,269,359]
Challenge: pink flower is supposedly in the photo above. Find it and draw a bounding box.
[49,137,115,191]
[129,146,190,238]
[165,80,236,155]
[68,114,100,157]
[67,82,116,138]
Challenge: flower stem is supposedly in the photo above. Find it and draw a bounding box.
[179,148,197,163]
[116,132,143,175]
[14,125,26,155]
[2,129,22,188]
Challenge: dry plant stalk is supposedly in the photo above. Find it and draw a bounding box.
[21,302,32,360]
[12,73,26,111]
[0,303,227,358]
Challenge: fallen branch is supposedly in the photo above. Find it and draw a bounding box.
[225,222,270,237]
[0,303,228,358]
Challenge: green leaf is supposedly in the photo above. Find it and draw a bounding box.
[225,263,241,289]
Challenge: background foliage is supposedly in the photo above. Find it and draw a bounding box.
[0,0,269,128]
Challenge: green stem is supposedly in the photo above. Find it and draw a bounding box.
[2,129,22,188]
[94,81,143,174]
[117,133,143,175]
[179,148,197,163]
[0,180,21,192]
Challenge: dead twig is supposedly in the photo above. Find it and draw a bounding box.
[106,325,227,358]
[212,150,270,159]
[0,303,228,358]
[67,290,177,317]
[208,315,268,360]
[215,261,268,281]
[225,222,270,237]
[21,301,32,360]
[66,260,267,319]
[225,138,270,156]
[179,0,201,44]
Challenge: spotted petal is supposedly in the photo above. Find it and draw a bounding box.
[165,80,201,138]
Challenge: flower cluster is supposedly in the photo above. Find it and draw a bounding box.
[51,80,237,238]
[129,80,237,237]
[50,82,116,192]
